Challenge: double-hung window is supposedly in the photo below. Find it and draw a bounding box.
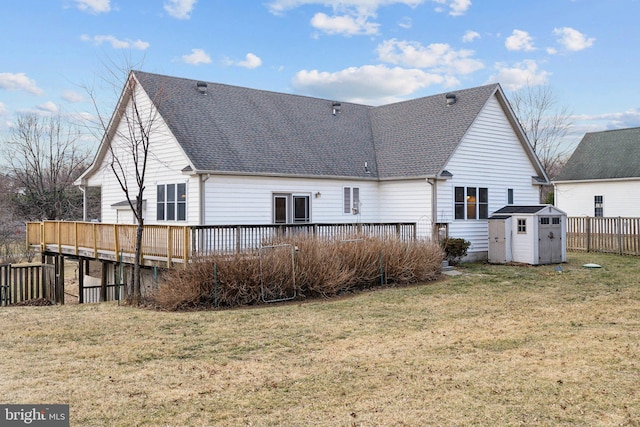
[454,186,488,220]
[344,187,360,214]
[157,183,187,221]
[594,195,604,217]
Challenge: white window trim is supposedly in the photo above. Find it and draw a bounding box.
[454,186,488,220]
[343,186,360,215]
[157,182,187,222]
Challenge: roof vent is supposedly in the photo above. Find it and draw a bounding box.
[197,81,208,95]
[445,93,457,106]
[332,102,341,115]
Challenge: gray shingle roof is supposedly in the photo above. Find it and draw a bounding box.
[370,84,499,178]
[134,71,501,179]
[555,127,640,181]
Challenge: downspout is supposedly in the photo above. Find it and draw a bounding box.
[200,174,211,225]
[79,185,87,222]
[427,178,437,241]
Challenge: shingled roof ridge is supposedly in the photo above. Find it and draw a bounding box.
[132,69,374,109]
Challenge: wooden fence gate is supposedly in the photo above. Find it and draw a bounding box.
[0,264,48,307]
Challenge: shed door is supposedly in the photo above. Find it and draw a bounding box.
[489,219,507,263]
[539,216,562,264]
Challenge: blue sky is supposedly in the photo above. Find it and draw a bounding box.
[1,0,639,151]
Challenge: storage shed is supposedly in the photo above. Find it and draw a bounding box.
[488,205,566,265]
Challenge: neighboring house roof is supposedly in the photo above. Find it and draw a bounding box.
[554,127,640,181]
[79,70,546,183]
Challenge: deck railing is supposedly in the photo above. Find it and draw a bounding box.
[26,221,418,267]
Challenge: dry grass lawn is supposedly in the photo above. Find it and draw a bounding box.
[1,251,639,426]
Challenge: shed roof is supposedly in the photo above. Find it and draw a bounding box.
[555,127,640,181]
[489,205,565,219]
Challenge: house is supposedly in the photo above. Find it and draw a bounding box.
[76,71,548,261]
[553,127,640,217]
[488,205,566,265]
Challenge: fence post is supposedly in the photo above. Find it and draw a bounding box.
[616,217,621,255]
[586,217,591,252]
[58,256,65,305]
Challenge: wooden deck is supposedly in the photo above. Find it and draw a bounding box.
[26,221,418,267]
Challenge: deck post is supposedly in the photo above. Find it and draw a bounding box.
[92,223,98,259]
[100,262,108,302]
[167,226,173,268]
[78,259,84,304]
[113,225,120,260]
[183,226,190,267]
[57,222,62,255]
[74,222,79,255]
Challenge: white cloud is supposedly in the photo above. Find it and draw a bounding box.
[37,101,58,113]
[553,27,595,51]
[398,17,412,29]
[573,109,640,130]
[311,12,379,36]
[0,102,7,115]
[267,0,424,16]
[487,60,550,91]
[75,0,110,14]
[432,0,471,16]
[462,30,480,43]
[505,29,535,51]
[377,39,483,75]
[164,0,197,19]
[223,53,263,69]
[182,48,212,65]
[62,90,85,103]
[237,53,263,69]
[267,0,424,36]
[292,64,448,105]
[0,72,43,95]
[81,34,150,50]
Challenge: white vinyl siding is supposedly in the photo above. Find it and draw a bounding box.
[554,180,640,217]
[443,95,540,254]
[89,84,198,225]
[202,175,379,225]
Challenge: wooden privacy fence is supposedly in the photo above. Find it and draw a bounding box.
[567,217,640,255]
[0,264,49,306]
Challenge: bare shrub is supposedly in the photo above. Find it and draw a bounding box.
[153,236,443,310]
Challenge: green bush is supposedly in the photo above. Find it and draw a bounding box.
[441,237,471,265]
[153,236,443,310]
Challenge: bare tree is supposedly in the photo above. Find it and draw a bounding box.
[87,65,164,305]
[509,83,573,179]
[3,112,92,220]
